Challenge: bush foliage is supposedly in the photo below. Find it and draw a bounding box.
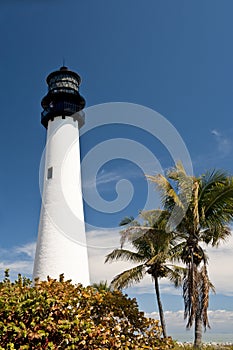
[0,272,174,349]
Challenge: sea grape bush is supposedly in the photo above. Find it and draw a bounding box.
[0,272,174,349]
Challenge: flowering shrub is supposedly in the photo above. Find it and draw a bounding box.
[0,272,174,349]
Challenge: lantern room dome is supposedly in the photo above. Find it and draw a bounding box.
[41,66,86,128]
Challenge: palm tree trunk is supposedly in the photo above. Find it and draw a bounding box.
[194,308,202,348]
[154,276,167,338]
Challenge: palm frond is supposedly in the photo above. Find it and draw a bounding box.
[201,225,231,246]
[119,216,135,226]
[165,265,186,287]
[193,180,200,232]
[200,174,233,226]
[200,264,211,330]
[105,249,146,264]
[199,169,230,196]
[166,161,187,180]
[92,280,111,292]
[169,241,187,261]
[120,225,153,247]
[147,169,194,230]
[110,264,146,290]
[140,209,165,226]
[146,252,166,266]
[167,162,193,198]
[183,264,199,328]
[167,162,193,211]
[147,173,183,210]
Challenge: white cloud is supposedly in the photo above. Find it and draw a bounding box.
[87,228,136,284]
[82,171,121,190]
[15,242,36,258]
[211,129,221,137]
[87,228,121,250]
[211,129,231,156]
[206,235,233,296]
[146,309,233,335]
[0,260,33,276]
[82,166,144,192]
[0,242,35,280]
[146,310,186,332]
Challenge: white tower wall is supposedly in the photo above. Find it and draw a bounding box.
[33,114,90,285]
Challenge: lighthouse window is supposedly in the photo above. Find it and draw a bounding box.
[47,167,53,180]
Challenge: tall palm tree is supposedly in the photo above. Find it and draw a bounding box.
[148,162,233,348]
[105,210,183,338]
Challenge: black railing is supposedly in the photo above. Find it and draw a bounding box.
[41,101,80,119]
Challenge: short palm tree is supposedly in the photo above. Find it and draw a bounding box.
[92,280,112,292]
[148,162,233,348]
[105,210,183,338]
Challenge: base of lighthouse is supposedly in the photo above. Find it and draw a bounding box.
[33,115,90,285]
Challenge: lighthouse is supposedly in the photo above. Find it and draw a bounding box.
[33,66,90,285]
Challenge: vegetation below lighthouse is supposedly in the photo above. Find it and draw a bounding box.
[0,271,174,349]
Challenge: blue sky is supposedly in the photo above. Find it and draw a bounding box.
[1,0,233,341]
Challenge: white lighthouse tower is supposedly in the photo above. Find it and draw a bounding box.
[33,66,90,285]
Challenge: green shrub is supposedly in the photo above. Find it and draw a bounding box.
[0,273,174,349]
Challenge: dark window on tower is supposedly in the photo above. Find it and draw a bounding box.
[47,167,53,180]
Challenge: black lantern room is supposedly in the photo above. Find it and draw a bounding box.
[41,66,86,128]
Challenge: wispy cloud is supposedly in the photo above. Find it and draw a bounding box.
[0,242,36,280]
[211,130,220,137]
[15,242,36,258]
[193,129,232,170]
[211,129,232,156]
[82,171,122,190]
[0,260,33,277]
[82,167,144,191]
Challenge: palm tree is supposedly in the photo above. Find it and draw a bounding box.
[92,280,112,292]
[148,162,233,348]
[105,210,183,338]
